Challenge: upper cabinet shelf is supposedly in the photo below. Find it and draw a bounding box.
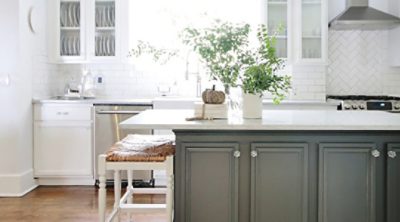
[48,0,129,64]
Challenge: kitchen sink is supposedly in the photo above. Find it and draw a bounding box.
[52,96,94,100]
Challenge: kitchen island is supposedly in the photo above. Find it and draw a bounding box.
[121,110,400,222]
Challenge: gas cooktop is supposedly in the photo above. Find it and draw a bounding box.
[326,95,400,111]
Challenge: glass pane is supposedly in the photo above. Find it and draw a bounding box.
[60,1,81,56]
[267,0,288,58]
[60,1,81,27]
[60,30,80,56]
[95,0,116,57]
[302,0,321,59]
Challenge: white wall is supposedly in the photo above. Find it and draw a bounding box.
[0,0,49,196]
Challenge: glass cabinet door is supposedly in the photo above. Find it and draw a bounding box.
[301,0,324,60]
[60,0,82,57]
[265,0,288,59]
[94,0,116,57]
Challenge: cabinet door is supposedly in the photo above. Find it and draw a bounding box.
[387,143,400,222]
[299,0,327,63]
[56,0,86,62]
[319,143,377,222]
[34,121,92,177]
[182,143,239,222]
[263,0,290,59]
[87,0,122,61]
[250,143,308,222]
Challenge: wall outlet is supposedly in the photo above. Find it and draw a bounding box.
[0,73,10,87]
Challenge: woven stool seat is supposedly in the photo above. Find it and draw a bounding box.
[98,134,175,222]
[105,134,175,162]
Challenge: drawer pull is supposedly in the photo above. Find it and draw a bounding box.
[388,151,397,159]
[56,112,69,115]
[371,149,380,158]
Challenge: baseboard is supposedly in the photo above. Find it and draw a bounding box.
[0,169,38,197]
[37,177,95,186]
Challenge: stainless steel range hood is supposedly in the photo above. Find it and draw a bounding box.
[329,0,400,30]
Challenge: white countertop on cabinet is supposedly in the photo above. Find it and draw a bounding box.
[120,109,400,131]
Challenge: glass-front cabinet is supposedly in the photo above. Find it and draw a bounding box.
[264,0,290,59]
[300,0,327,63]
[58,0,85,61]
[262,0,327,64]
[49,0,127,63]
[91,0,117,59]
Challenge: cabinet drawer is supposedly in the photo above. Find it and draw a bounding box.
[34,104,92,121]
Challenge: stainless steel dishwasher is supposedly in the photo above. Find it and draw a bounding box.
[94,104,153,186]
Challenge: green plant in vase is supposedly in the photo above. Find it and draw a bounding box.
[240,24,291,118]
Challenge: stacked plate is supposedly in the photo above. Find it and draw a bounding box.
[95,35,115,56]
[95,3,115,27]
[60,2,80,27]
[61,35,80,56]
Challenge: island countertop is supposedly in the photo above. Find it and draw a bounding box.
[120,109,400,131]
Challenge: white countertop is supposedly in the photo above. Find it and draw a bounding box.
[120,109,400,131]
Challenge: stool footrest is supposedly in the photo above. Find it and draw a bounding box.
[120,203,167,213]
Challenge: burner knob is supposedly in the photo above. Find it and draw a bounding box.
[359,104,366,110]
[394,104,400,110]
[352,105,358,110]
[343,104,351,110]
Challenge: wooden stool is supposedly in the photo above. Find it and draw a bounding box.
[98,134,175,222]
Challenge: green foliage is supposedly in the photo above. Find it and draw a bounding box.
[240,24,291,104]
[128,40,179,65]
[181,20,251,88]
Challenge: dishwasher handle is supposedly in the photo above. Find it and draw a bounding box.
[96,110,141,115]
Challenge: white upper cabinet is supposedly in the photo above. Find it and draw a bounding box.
[263,0,328,65]
[48,0,129,63]
[299,0,328,63]
[263,0,291,60]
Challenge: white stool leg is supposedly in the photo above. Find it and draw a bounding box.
[127,170,133,221]
[98,155,107,222]
[166,156,174,222]
[114,170,121,222]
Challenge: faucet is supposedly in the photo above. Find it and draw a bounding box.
[185,51,202,97]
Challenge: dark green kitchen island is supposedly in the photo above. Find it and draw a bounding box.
[121,110,400,222]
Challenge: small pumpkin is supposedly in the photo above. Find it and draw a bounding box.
[202,85,226,104]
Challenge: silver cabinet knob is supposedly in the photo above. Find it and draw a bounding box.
[388,151,397,159]
[251,151,258,158]
[233,151,241,158]
[371,149,380,158]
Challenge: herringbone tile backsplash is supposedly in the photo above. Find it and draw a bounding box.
[327,30,400,96]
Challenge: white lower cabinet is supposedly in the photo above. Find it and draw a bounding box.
[33,104,94,185]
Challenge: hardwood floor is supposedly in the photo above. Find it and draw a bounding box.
[0,186,167,222]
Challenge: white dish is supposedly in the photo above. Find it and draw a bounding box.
[106,36,110,56]
[60,3,66,26]
[99,36,102,56]
[102,6,106,27]
[77,38,80,55]
[68,3,73,27]
[60,36,65,55]
[95,7,100,26]
[76,4,80,26]
[110,5,115,27]
[95,37,99,56]
[111,35,115,55]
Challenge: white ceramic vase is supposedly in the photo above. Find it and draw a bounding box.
[242,93,262,119]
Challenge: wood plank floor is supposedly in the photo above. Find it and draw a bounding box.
[0,186,167,222]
